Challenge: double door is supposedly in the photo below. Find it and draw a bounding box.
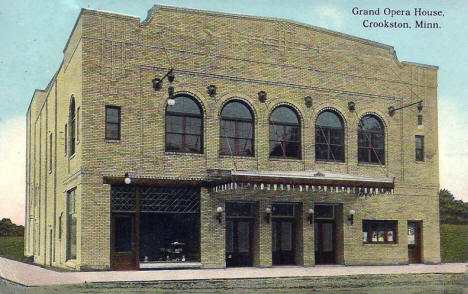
[272,219,296,265]
[226,219,253,267]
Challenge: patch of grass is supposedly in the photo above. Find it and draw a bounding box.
[0,236,27,262]
[440,224,468,262]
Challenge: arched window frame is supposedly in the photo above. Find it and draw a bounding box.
[315,110,345,162]
[165,94,204,154]
[269,105,301,159]
[220,100,255,157]
[68,96,76,157]
[358,114,385,165]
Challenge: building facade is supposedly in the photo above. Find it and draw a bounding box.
[25,6,440,270]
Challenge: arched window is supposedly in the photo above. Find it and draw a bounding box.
[358,115,385,164]
[315,110,344,161]
[220,101,254,156]
[69,96,76,156]
[165,94,203,153]
[269,106,301,159]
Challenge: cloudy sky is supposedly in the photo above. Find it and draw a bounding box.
[1,0,467,225]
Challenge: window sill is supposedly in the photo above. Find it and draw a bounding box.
[415,160,425,164]
[316,160,346,165]
[269,157,303,163]
[219,154,255,160]
[69,153,76,160]
[105,139,121,144]
[164,151,204,157]
[363,243,398,246]
[357,162,385,167]
[65,259,77,268]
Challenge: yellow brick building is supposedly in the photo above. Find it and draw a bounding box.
[25,6,440,270]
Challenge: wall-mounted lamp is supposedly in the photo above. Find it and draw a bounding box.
[152,68,175,92]
[307,208,314,224]
[216,206,224,223]
[348,209,355,225]
[124,173,132,185]
[348,101,355,112]
[258,91,267,103]
[388,100,423,117]
[207,85,217,97]
[264,207,271,223]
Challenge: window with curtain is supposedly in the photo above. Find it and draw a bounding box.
[315,110,344,161]
[220,101,254,156]
[358,115,385,164]
[165,95,203,153]
[269,106,301,159]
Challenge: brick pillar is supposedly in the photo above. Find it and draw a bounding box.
[200,187,225,268]
[258,200,272,267]
[302,200,315,266]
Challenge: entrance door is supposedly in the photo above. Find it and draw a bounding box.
[315,220,335,264]
[111,214,137,270]
[226,219,253,267]
[272,219,295,265]
[408,221,422,263]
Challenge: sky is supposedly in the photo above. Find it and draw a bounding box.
[0,0,467,225]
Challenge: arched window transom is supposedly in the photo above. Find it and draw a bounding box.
[315,110,344,161]
[269,106,301,159]
[358,115,385,164]
[220,101,254,156]
[165,95,203,153]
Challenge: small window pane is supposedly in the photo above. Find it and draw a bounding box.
[238,122,253,139]
[331,145,344,161]
[226,221,233,252]
[221,120,236,138]
[315,144,328,160]
[269,141,284,157]
[185,117,202,135]
[281,222,293,251]
[106,108,120,123]
[358,147,369,162]
[285,142,300,158]
[221,101,252,120]
[166,116,183,133]
[167,96,201,115]
[270,107,299,124]
[317,111,342,128]
[238,222,250,253]
[166,133,183,152]
[106,124,119,140]
[272,203,295,217]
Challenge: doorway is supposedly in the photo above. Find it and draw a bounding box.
[226,219,253,267]
[225,202,255,267]
[111,214,137,270]
[271,203,299,266]
[314,220,335,264]
[408,221,422,263]
[272,219,295,265]
[314,204,336,265]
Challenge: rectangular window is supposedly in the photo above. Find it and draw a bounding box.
[105,106,121,140]
[415,135,424,161]
[362,220,397,244]
[67,189,77,260]
[49,133,53,172]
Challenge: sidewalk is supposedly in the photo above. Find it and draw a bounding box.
[0,257,466,287]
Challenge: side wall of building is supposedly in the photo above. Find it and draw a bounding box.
[25,17,84,270]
